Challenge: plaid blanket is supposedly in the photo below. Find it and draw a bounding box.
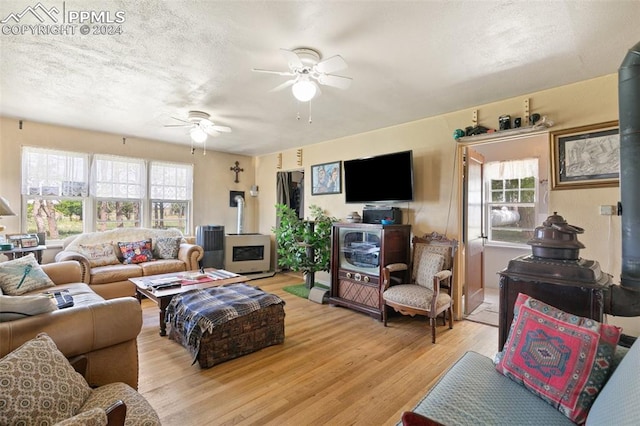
[166,283,285,361]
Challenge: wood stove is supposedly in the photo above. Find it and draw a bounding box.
[497,212,612,350]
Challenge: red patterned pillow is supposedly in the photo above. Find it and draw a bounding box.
[495,293,620,424]
[117,239,154,264]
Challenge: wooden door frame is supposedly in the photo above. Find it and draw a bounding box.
[454,130,550,320]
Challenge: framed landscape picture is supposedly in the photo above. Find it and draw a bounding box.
[550,121,619,190]
[311,161,341,195]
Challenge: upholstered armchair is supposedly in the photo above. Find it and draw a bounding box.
[0,333,160,426]
[381,232,458,343]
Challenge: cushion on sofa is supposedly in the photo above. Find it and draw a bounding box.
[139,259,187,276]
[495,293,621,424]
[64,227,183,253]
[410,351,573,425]
[0,254,55,295]
[118,239,154,264]
[0,294,57,322]
[89,263,143,285]
[154,236,181,259]
[0,333,92,424]
[77,242,120,268]
[585,338,639,425]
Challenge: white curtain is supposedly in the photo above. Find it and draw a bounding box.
[484,158,538,181]
[21,147,88,197]
[150,161,193,201]
[91,154,146,199]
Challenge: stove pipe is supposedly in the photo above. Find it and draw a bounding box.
[235,195,245,234]
[607,41,640,317]
[619,41,640,290]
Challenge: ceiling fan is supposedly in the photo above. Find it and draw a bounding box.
[252,48,352,102]
[164,110,231,143]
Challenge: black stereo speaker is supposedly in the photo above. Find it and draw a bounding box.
[362,206,402,224]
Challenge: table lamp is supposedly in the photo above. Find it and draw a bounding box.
[0,196,16,233]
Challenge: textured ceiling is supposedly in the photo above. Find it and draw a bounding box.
[1,1,639,156]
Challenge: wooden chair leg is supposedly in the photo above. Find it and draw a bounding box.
[430,317,436,344]
[448,306,454,329]
[382,304,388,327]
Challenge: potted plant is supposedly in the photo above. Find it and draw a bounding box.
[273,204,336,288]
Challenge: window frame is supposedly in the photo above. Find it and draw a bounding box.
[20,147,194,242]
[484,159,539,247]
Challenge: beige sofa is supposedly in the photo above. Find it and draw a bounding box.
[55,227,204,299]
[0,261,142,389]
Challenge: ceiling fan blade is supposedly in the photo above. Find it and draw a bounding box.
[269,79,296,92]
[280,48,304,70]
[315,55,348,74]
[169,116,191,124]
[212,125,232,133]
[252,68,295,76]
[163,124,191,128]
[317,74,352,90]
[200,119,232,135]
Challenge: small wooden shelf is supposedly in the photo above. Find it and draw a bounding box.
[456,123,552,143]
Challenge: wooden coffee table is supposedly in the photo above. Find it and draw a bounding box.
[130,269,247,336]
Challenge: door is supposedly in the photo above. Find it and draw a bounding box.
[464,147,485,314]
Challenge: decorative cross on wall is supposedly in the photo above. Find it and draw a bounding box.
[230,161,244,183]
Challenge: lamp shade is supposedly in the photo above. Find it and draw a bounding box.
[292,79,317,102]
[0,197,16,216]
[190,125,208,143]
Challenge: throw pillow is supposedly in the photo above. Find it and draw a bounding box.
[0,294,57,322]
[154,236,181,259]
[77,242,120,268]
[117,239,154,264]
[495,293,621,424]
[0,254,55,295]
[0,333,92,424]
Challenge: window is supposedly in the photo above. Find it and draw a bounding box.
[149,162,192,233]
[485,158,538,245]
[21,147,88,240]
[20,148,193,239]
[92,155,145,231]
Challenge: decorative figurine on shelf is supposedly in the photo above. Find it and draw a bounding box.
[514,117,522,128]
[499,114,511,130]
[530,113,541,125]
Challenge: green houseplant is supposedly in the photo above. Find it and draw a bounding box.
[273,204,336,288]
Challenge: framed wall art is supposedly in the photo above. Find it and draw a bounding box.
[550,121,619,190]
[311,161,341,195]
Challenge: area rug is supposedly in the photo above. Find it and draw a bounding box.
[283,283,329,299]
[465,301,499,327]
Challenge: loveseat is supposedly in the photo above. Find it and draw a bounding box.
[402,294,639,425]
[0,260,142,389]
[55,227,204,299]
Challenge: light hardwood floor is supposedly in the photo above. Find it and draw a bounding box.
[137,273,498,425]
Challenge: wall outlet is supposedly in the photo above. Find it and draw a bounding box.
[600,205,616,215]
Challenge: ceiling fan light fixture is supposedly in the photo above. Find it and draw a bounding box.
[292,79,317,102]
[190,125,207,143]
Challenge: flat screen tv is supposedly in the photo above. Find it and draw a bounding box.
[344,150,414,203]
